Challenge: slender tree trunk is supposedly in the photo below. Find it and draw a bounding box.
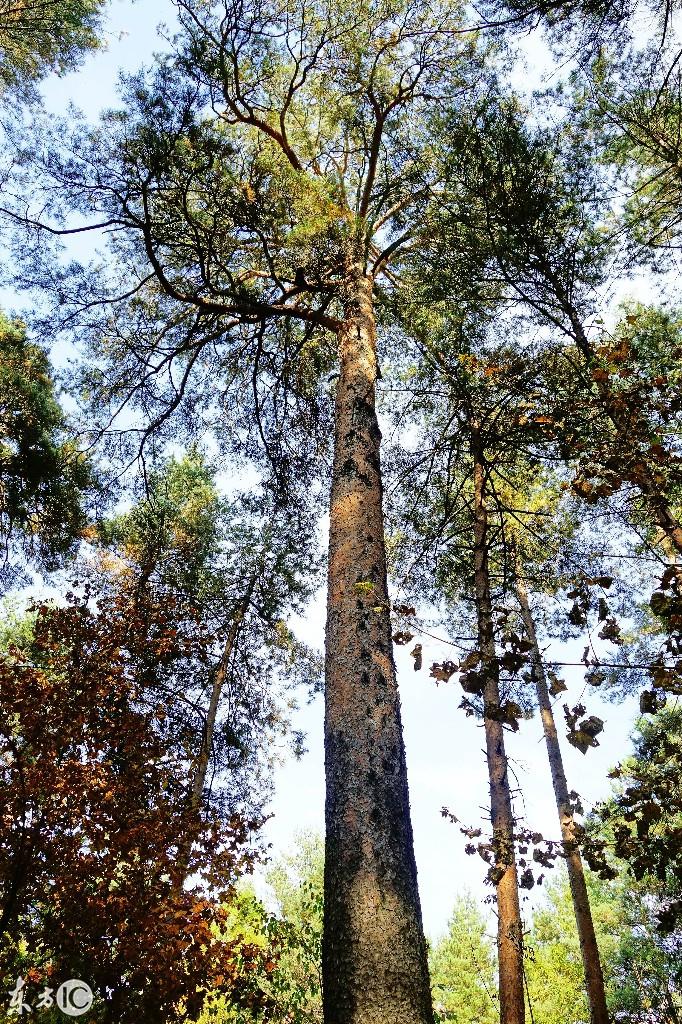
[515,574,610,1024]
[176,579,256,882]
[664,984,681,1024]
[188,579,256,813]
[323,268,433,1024]
[471,430,525,1024]
[569,314,682,555]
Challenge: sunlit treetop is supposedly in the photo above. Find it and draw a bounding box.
[98,0,486,312]
[96,448,321,623]
[0,0,106,89]
[8,0,492,482]
[480,0,675,45]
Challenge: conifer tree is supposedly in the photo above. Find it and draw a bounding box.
[0,0,105,89]
[385,300,636,1023]
[599,707,682,929]
[387,328,544,1024]
[0,312,91,584]
[93,451,322,830]
[514,574,610,1024]
[418,96,682,559]
[429,895,497,1024]
[5,3,496,1018]
[585,47,682,255]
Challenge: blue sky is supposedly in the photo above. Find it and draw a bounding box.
[14,0,646,941]
[39,0,178,116]
[274,592,638,939]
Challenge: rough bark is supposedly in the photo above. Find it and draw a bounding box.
[471,431,525,1024]
[515,574,610,1024]
[323,268,433,1024]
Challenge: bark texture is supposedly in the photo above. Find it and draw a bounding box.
[515,575,610,1024]
[471,434,525,1024]
[323,269,433,1024]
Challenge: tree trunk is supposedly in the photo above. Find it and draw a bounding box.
[471,431,525,1024]
[663,983,681,1024]
[176,579,256,882]
[323,268,433,1024]
[189,580,256,813]
[515,574,610,1024]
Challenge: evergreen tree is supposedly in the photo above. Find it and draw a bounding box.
[195,833,324,1024]
[415,95,682,559]
[383,301,639,1022]
[0,0,105,89]
[0,312,91,585]
[514,576,610,1024]
[588,45,682,254]
[525,871,622,1024]
[429,896,497,1024]
[526,865,682,1024]
[4,3,498,1018]
[266,833,324,1024]
[92,450,322,828]
[386,326,551,1024]
[599,707,682,930]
